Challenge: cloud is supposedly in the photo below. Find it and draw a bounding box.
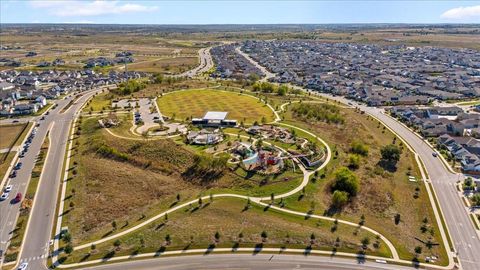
[30,0,157,17]
[441,5,480,20]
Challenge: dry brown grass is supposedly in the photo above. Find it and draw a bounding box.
[0,123,28,149]
[280,103,447,264]
[127,56,198,74]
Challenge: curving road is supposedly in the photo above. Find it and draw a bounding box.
[173,47,213,78]
[238,49,480,270]
[317,95,480,270]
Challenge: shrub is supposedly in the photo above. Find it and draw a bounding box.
[332,190,349,207]
[332,167,359,196]
[292,103,344,124]
[348,154,361,170]
[350,141,369,156]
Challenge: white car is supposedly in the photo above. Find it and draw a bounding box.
[17,263,28,270]
[4,185,12,192]
[0,192,8,201]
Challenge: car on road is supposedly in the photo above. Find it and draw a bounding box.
[17,262,28,270]
[4,185,12,192]
[432,152,438,157]
[0,192,9,201]
[13,193,22,203]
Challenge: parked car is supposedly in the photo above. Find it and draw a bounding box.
[432,152,438,157]
[12,120,19,123]
[14,162,22,170]
[4,185,12,192]
[0,193,8,201]
[17,262,28,270]
[13,193,22,203]
[10,171,17,178]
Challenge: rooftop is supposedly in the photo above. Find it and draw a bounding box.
[203,111,228,120]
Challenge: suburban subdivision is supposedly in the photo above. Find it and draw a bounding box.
[0,3,480,270]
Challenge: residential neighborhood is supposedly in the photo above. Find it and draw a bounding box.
[390,105,480,174]
[235,40,480,105]
[0,69,146,115]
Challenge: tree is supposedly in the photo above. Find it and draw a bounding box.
[277,85,288,96]
[214,231,221,242]
[111,220,117,231]
[380,144,402,170]
[113,239,121,248]
[176,193,181,201]
[310,233,316,244]
[64,244,73,254]
[332,190,349,208]
[261,231,268,242]
[91,244,96,251]
[414,246,422,256]
[165,234,171,245]
[472,194,480,206]
[332,167,359,196]
[62,232,72,243]
[361,237,370,248]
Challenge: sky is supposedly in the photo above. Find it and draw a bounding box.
[1,1,480,24]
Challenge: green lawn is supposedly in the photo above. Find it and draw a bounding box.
[157,89,275,124]
[84,91,113,112]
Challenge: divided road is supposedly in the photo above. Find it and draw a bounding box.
[17,90,100,270]
[0,90,100,269]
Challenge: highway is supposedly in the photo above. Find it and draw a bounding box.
[81,254,413,270]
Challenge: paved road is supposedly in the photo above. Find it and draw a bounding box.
[236,47,275,82]
[0,90,99,269]
[0,100,66,264]
[238,50,479,270]
[81,253,412,270]
[18,90,100,270]
[174,47,213,78]
[316,94,480,270]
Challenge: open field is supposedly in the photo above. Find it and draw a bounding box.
[61,197,391,264]
[0,123,29,149]
[62,116,303,244]
[276,102,447,264]
[156,89,275,124]
[0,30,210,71]
[127,56,198,74]
[0,152,16,181]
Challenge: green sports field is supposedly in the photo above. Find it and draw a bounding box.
[157,89,275,124]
